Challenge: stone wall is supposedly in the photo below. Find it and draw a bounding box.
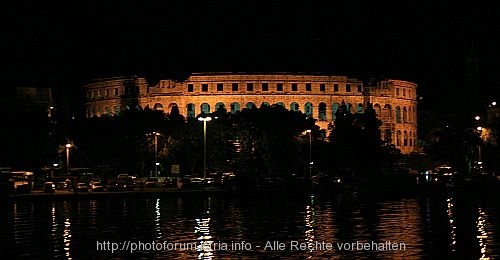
[83,73,418,154]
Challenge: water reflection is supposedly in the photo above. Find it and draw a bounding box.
[477,207,489,260]
[447,196,456,252]
[2,192,500,259]
[376,198,423,259]
[63,217,72,259]
[195,198,213,259]
[155,198,162,239]
[304,194,316,256]
[49,202,72,259]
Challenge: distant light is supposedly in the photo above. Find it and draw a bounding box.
[492,101,497,106]
[49,106,54,109]
[53,163,59,167]
[65,143,72,148]
[155,162,160,166]
[477,126,483,131]
[475,116,480,121]
[306,129,312,133]
[310,161,314,165]
[478,161,483,165]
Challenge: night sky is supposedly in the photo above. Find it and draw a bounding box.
[2,1,499,111]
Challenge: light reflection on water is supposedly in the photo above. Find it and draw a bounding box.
[1,192,500,259]
[304,194,316,258]
[155,198,162,240]
[447,196,456,252]
[196,197,213,259]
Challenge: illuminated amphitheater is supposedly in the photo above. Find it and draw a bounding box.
[83,72,418,154]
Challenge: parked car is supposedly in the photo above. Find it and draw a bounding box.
[145,178,158,188]
[44,182,56,194]
[107,180,121,192]
[55,181,68,190]
[189,178,204,188]
[90,181,105,192]
[75,182,88,192]
[122,179,135,191]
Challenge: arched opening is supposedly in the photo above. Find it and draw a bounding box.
[290,102,299,112]
[105,107,111,116]
[215,102,226,112]
[318,102,327,121]
[332,102,340,121]
[409,130,413,146]
[346,103,352,113]
[408,107,412,123]
[168,103,178,113]
[384,104,392,119]
[261,102,270,108]
[304,102,313,117]
[384,129,392,143]
[403,107,408,123]
[201,103,210,114]
[187,103,196,118]
[246,102,256,110]
[395,106,401,123]
[356,103,363,113]
[396,130,401,146]
[275,102,285,107]
[153,103,164,111]
[404,130,408,146]
[374,104,382,117]
[230,102,240,114]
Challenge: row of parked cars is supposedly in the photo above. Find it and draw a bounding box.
[43,181,92,193]
[43,179,135,193]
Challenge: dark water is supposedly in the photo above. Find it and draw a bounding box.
[1,190,500,259]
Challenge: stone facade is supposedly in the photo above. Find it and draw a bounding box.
[83,72,418,154]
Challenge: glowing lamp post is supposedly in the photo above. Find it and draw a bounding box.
[51,163,58,178]
[65,143,72,176]
[306,129,312,179]
[147,131,161,177]
[198,116,212,180]
[474,115,486,168]
[153,132,161,177]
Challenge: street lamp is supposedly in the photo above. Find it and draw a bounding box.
[306,129,312,180]
[198,116,212,179]
[65,143,72,176]
[51,163,58,178]
[150,132,161,177]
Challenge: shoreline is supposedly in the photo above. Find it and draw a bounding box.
[2,187,232,201]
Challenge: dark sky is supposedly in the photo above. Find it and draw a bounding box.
[2,1,499,109]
